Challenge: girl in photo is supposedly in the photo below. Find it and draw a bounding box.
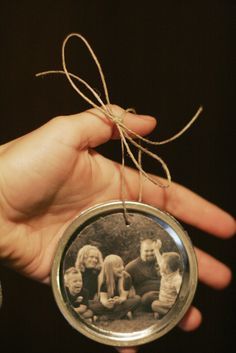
[75,245,103,300]
[91,255,140,320]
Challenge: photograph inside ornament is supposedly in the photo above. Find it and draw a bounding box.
[52,201,197,347]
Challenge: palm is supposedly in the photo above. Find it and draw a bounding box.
[0,113,127,282]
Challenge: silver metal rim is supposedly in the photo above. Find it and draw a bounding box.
[51,200,198,346]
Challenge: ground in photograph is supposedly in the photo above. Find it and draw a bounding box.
[93,312,158,333]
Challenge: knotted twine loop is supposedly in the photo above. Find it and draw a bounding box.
[36,33,203,219]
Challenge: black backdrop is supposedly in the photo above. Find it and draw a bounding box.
[0,1,235,353]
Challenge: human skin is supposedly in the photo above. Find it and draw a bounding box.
[83,249,99,269]
[0,105,235,353]
[140,239,156,262]
[66,273,83,295]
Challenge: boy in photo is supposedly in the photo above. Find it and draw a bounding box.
[151,252,182,319]
[64,267,93,319]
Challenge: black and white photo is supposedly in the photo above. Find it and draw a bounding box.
[61,210,185,334]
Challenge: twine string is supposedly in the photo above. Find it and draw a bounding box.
[36,32,203,205]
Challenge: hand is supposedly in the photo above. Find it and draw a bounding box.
[0,105,234,353]
[153,239,162,251]
[75,296,83,303]
[105,298,115,309]
[113,296,124,304]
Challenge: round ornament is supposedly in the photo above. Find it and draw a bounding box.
[51,201,197,347]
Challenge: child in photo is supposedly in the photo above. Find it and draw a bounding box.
[75,245,103,301]
[151,252,182,318]
[64,267,93,319]
[90,255,140,320]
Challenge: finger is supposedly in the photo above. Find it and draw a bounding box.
[122,167,235,238]
[195,247,232,289]
[178,306,202,331]
[115,347,139,353]
[158,182,236,238]
[62,104,157,148]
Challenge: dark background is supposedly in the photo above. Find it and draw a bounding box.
[0,1,235,352]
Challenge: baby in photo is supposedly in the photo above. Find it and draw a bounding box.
[64,267,93,319]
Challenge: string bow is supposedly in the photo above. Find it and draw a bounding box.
[36,33,202,194]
